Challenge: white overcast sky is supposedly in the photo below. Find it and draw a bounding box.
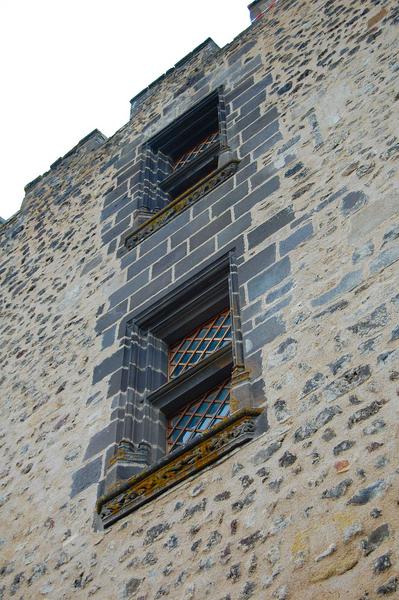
[0,1,250,220]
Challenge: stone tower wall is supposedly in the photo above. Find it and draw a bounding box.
[0,1,398,598]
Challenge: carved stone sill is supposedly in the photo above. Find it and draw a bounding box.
[124,159,239,251]
[96,407,263,527]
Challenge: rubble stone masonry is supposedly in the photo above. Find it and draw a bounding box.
[0,0,398,598]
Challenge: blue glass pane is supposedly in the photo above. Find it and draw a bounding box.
[180,340,191,351]
[219,404,230,417]
[215,316,226,326]
[217,387,229,400]
[172,365,183,377]
[191,353,201,363]
[208,340,218,350]
[182,431,193,443]
[179,354,190,364]
[209,328,218,336]
[198,341,209,351]
[198,328,208,338]
[187,416,200,428]
[198,417,212,430]
[176,414,191,428]
[197,402,210,414]
[207,402,219,415]
[188,340,200,351]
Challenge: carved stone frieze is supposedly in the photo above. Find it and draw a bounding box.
[97,408,262,527]
[124,159,239,250]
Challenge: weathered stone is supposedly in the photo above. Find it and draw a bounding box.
[348,305,388,337]
[352,241,374,265]
[343,523,363,543]
[322,479,353,499]
[144,523,170,545]
[294,406,342,442]
[302,373,325,397]
[374,554,392,574]
[333,440,355,455]
[348,481,387,506]
[278,451,297,467]
[252,441,282,465]
[376,577,398,596]
[370,247,399,274]
[322,428,336,442]
[390,325,399,341]
[341,191,368,215]
[363,419,386,436]
[123,577,142,597]
[361,524,390,556]
[348,400,387,429]
[324,365,371,402]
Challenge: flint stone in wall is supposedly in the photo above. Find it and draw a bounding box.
[348,304,388,337]
[352,241,374,264]
[348,480,387,506]
[322,478,353,499]
[267,337,297,368]
[376,576,398,595]
[324,365,371,402]
[348,399,387,429]
[252,441,282,465]
[362,523,390,556]
[294,405,342,442]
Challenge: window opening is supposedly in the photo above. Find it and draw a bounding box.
[173,130,219,171]
[168,308,232,379]
[146,90,225,205]
[167,379,231,452]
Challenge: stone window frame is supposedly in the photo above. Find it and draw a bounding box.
[97,252,265,527]
[123,88,238,251]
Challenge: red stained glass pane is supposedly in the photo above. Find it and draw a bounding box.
[169,309,232,379]
[167,380,230,452]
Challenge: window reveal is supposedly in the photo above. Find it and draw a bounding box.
[124,89,239,251]
[168,308,232,379]
[167,379,230,452]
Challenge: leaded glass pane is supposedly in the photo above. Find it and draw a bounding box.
[169,309,232,379]
[167,380,230,452]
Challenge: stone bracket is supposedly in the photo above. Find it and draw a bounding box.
[97,407,263,527]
